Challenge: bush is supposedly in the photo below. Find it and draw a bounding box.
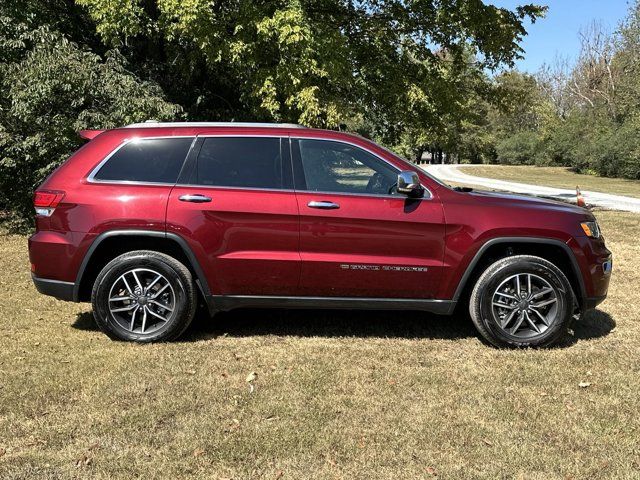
[543,113,640,180]
[0,27,181,229]
[495,130,542,165]
[590,122,640,179]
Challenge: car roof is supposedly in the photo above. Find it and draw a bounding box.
[124,121,306,129]
[110,122,380,152]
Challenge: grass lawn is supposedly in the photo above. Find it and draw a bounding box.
[457,165,640,198]
[1,211,639,479]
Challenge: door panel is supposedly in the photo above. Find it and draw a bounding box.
[296,192,445,298]
[166,136,300,296]
[291,138,445,299]
[167,187,300,295]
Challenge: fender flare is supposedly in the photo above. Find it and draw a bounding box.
[452,237,587,305]
[73,229,211,302]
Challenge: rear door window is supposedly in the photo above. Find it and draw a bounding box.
[93,137,193,183]
[190,137,285,189]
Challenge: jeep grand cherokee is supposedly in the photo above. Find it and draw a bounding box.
[29,122,612,347]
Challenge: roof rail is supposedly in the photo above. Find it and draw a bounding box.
[124,121,306,129]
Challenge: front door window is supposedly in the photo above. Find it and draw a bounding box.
[297,139,399,196]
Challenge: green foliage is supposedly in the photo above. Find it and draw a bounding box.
[471,1,640,180]
[76,0,545,136]
[543,113,640,179]
[1,0,637,236]
[495,131,542,165]
[0,1,181,228]
[0,0,548,227]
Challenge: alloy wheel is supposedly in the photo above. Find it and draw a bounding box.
[107,268,175,335]
[491,273,559,339]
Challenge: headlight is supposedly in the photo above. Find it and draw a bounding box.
[580,221,601,238]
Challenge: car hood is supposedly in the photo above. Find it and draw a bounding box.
[467,189,592,217]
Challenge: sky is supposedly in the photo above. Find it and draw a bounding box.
[490,0,632,72]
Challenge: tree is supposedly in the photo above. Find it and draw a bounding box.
[615,1,640,119]
[0,0,550,227]
[569,22,619,117]
[473,1,640,179]
[541,4,640,179]
[0,0,181,227]
[75,0,546,141]
[489,71,557,165]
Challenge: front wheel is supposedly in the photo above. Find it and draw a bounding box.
[469,255,575,348]
[92,251,197,342]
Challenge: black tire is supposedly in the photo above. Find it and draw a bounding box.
[91,250,197,342]
[469,255,575,348]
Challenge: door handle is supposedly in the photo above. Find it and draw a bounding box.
[307,200,340,209]
[179,194,212,203]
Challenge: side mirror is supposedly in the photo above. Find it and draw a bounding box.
[397,171,425,198]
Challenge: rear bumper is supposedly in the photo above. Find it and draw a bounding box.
[28,230,93,286]
[32,275,75,302]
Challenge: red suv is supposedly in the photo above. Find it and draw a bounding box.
[29,122,612,347]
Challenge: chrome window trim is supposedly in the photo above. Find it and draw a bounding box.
[173,184,296,193]
[125,121,305,129]
[86,133,433,201]
[196,134,284,139]
[86,136,197,185]
[290,189,426,201]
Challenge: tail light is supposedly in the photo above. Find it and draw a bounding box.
[34,190,65,217]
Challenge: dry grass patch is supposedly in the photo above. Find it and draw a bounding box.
[1,210,639,479]
[458,165,640,198]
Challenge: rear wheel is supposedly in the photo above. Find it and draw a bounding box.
[92,251,197,342]
[469,255,575,348]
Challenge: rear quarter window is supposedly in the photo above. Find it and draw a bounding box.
[92,137,194,183]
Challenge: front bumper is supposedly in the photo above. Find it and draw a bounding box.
[568,234,612,311]
[584,294,608,310]
[583,254,613,310]
[32,275,75,302]
[580,256,612,310]
[602,258,613,275]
